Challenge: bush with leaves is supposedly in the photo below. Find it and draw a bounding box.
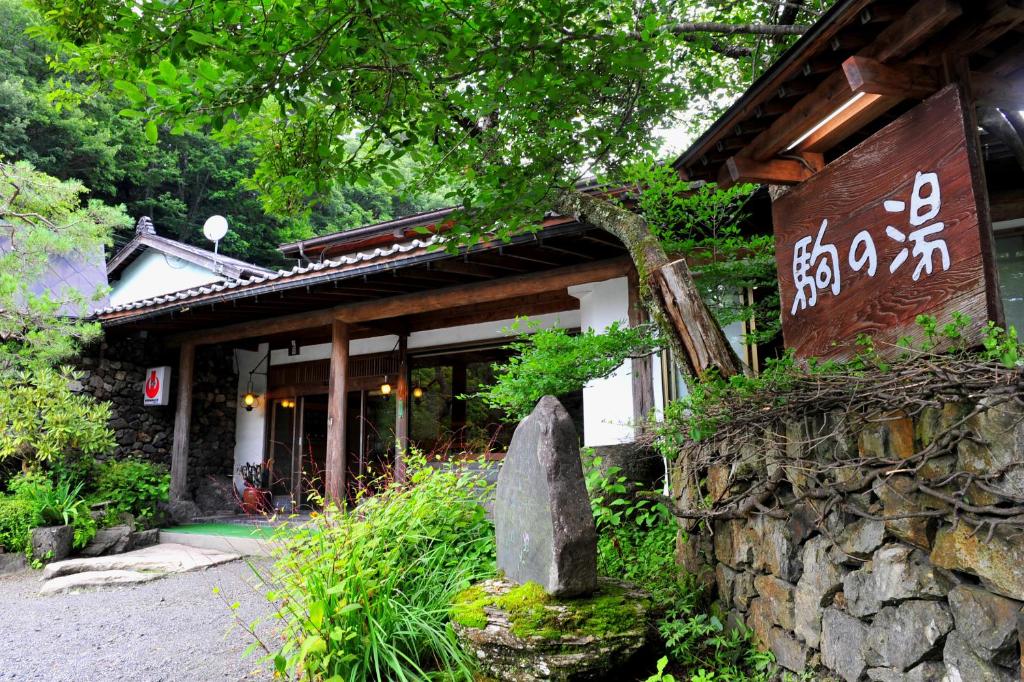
[4,471,94,549]
[257,455,496,681]
[474,319,660,420]
[586,461,775,682]
[93,458,170,527]
[0,495,34,554]
[0,160,123,469]
[625,163,778,345]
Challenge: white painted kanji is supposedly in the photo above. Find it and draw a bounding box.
[789,171,954,317]
[884,171,950,281]
[791,219,841,316]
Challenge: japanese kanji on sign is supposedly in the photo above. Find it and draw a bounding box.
[772,85,1000,360]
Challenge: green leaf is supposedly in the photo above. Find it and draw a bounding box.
[144,120,158,143]
[298,635,326,661]
[158,59,177,84]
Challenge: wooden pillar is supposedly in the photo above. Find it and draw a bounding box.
[451,358,468,440]
[628,273,655,438]
[325,320,349,504]
[394,332,409,482]
[169,342,195,501]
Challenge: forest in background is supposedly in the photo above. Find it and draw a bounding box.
[0,0,446,266]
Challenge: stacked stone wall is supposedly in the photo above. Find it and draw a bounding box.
[679,401,1024,681]
[76,335,238,499]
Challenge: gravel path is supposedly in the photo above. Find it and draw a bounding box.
[0,558,280,681]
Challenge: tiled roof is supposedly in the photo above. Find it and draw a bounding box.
[95,234,439,316]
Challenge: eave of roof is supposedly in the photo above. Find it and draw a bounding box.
[278,177,621,261]
[107,233,276,280]
[672,0,869,175]
[95,216,597,325]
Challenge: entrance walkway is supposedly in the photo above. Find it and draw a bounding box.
[0,557,276,681]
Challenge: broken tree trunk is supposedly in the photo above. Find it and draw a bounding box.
[553,188,743,379]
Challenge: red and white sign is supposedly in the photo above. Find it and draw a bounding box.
[143,366,171,406]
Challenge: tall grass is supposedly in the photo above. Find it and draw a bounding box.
[262,456,496,681]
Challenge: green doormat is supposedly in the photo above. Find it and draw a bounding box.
[162,523,278,540]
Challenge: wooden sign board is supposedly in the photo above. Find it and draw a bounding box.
[772,85,998,360]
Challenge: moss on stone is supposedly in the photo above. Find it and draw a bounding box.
[451,584,491,630]
[452,579,650,642]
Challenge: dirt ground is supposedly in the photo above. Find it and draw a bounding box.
[0,558,278,681]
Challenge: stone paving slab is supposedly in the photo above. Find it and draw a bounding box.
[40,569,163,595]
[42,543,239,581]
[38,543,240,594]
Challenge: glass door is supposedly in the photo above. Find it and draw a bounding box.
[268,399,297,503]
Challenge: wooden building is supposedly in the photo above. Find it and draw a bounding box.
[674,0,1024,359]
[97,204,749,506]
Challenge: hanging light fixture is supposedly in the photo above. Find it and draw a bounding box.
[380,374,393,396]
[412,386,424,401]
[243,380,257,412]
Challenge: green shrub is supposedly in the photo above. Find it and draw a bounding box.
[0,496,35,554]
[587,462,775,682]
[93,458,170,526]
[6,472,94,548]
[262,456,496,681]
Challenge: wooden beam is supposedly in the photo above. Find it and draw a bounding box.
[717,155,820,188]
[167,258,630,347]
[843,56,942,99]
[794,92,899,153]
[325,320,349,504]
[743,0,961,162]
[337,257,631,323]
[980,107,1024,172]
[939,0,1024,59]
[169,342,195,501]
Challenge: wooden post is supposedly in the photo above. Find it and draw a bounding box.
[394,333,409,483]
[169,342,195,501]
[325,320,349,504]
[627,273,655,438]
[451,358,467,437]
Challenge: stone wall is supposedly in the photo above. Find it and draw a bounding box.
[77,335,238,499]
[678,401,1024,681]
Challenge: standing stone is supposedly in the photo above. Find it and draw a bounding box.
[30,525,73,563]
[495,396,597,597]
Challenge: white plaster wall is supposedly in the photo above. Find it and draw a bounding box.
[109,250,224,306]
[568,277,636,447]
[268,310,582,367]
[232,343,268,493]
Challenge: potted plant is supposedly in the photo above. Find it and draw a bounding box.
[25,479,85,563]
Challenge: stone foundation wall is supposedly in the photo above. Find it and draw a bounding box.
[77,335,238,499]
[679,401,1024,681]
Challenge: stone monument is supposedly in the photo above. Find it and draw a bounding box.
[452,396,652,681]
[494,395,597,597]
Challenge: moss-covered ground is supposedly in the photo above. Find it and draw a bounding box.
[452,580,650,640]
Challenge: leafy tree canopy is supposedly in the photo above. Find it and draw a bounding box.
[0,160,121,463]
[0,0,445,265]
[32,0,828,238]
